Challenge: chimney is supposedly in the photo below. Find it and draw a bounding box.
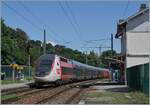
[139,4,146,11]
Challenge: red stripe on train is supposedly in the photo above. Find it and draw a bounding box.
[61,74,73,80]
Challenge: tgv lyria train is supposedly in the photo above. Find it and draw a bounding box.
[34,54,109,85]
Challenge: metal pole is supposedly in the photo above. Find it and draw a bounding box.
[111,33,113,52]
[43,29,46,54]
[28,54,30,81]
[12,68,15,81]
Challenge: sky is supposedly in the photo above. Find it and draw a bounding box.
[2,0,149,54]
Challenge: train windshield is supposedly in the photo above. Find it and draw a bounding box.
[36,59,53,72]
[36,54,55,75]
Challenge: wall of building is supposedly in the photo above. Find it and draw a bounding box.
[126,32,150,56]
[127,57,149,68]
[125,9,150,68]
[121,32,126,55]
[126,32,150,68]
[120,25,127,56]
[120,8,149,95]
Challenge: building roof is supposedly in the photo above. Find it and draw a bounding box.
[115,7,149,38]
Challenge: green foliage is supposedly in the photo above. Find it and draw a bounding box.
[87,51,100,67]
[1,94,19,101]
[100,50,117,58]
[100,50,118,67]
[1,19,27,65]
[1,36,14,64]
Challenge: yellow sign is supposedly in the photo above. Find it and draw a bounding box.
[10,64,24,70]
[17,65,24,70]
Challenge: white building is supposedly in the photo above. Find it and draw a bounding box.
[115,4,150,69]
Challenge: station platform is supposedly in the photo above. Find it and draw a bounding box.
[1,81,33,91]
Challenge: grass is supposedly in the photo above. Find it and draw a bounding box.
[1,94,20,101]
[1,80,24,85]
[24,76,33,81]
[86,91,149,104]
[1,76,33,85]
[129,91,149,104]
[1,93,27,102]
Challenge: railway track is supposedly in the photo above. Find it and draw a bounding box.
[40,80,96,104]
[36,85,74,104]
[1,87,48,104]
[1,87,29,95]
[2,79,98,104]
[35,80,98,104]
[41,87,86,104]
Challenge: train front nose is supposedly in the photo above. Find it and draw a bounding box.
[34,54,55,83]
[35,70,50,77]
[35,58,53,76]
[34,76,50,83]
[34,69,51,82]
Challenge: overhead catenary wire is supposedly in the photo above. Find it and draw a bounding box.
[84,38,111,50]
[65,2,84,40]
[82,37,111,55]
[81,46,110,49]
[85,38,111,42]
[58,1,83,41]
[84,41,98,46]
[18,1,66,44]
[18,1,44,28]
[4,2,58,44]
[81,46,111,56]
[3,2,43,32]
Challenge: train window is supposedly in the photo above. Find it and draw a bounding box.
[62,67,73,75]
[39,60,52,66]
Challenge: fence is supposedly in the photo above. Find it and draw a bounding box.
[1,65,33,80]
[126,63,149,96]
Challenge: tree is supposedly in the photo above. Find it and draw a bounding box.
[46,43,54,54]
[1,19,28,65]
[100,50,118,67]
[1,36,15,64]
[87,51,99,66]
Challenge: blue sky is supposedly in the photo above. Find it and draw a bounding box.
[2,0,149,54]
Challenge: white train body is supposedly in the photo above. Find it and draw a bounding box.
[34,54,109,84]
